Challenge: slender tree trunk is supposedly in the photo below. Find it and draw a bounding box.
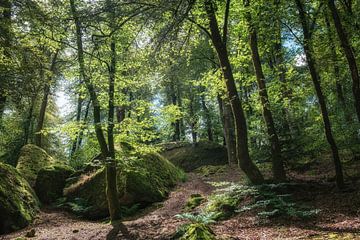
[35,51,59,147]
[70,0,122,221]
[295,0,344,189]
[24,96,36,145]
[244,0,286,181]
[106,6,121,219]
[189,94,197,144]
[170,84,180,141]
[77,100,91,148]
[70,96,83,158]
[204,0,264,184]
[327,0,360,123]
[201,94,213,141]
[324,13,351,122]
[272,0,293,138]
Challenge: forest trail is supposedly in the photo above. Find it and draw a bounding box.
[2,165,360,240]
[0,173,215,240]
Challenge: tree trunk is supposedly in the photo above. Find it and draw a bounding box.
[35,51,59,147]
[170,84,180,141]
[324,13,351,122]
[70,0,121,221]
[70,96,83,158]
[295,0,344,189]
[24,96,35,145]
[327,0,360,123]
[218,96,237,164]
[201,94,213,141]
[204,0,264,184]
[244,0,286,181]
[106,8,121,219]
[77,100,91,149]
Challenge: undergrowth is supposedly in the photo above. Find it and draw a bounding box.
[205,182,320,220]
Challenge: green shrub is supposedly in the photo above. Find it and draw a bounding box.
[185,194,205,210]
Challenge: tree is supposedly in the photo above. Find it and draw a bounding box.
[203,0,264,184]
[244,0,286,181]
[327,0,360,123]
[69,0,121,221]
[294,0,344,188]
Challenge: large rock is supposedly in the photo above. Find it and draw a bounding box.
[160,141,228,171]
[35,165,75,204]
[16,144,55,187]
[0,162,40,234]
[63,152,185,219]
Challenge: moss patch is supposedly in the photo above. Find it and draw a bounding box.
[35,165,75,204]
[160,141,228,172]
[63,152,185,219]
[0,162,40,234]
[194,165,227,177]
[16,144,55,187]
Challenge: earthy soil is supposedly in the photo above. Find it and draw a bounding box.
[2,162,360,240]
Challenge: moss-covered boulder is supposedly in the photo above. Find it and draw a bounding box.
[16,144,55,187]
[35,165,75,204]
[0,162,40,234]
[64,152,185,219]
[160,141,228,171]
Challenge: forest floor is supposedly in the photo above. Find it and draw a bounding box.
[2,155,360,240]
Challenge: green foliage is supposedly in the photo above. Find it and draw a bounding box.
[174,213,216,240]
[185,194,205,210]
[201,182,320,221]
[178,223,216,240]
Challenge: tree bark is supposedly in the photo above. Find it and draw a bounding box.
[35,51,59,147]
[295,0,344,189]
[204,0,264,184]
[244,0,286,181]
[327,0,360,123]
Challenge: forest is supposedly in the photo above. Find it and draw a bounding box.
[1,0,360,239]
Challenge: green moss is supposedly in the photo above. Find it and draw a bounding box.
[185,194,205,210]
[194,165,227,177]
[0,162,39,234]
[63,152,185,219]
[160,141,228,171]
[35,165,75,204]
[16,144,55,187]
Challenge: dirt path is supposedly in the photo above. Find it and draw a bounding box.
[2,165,360,240]
[1,173,214,240]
